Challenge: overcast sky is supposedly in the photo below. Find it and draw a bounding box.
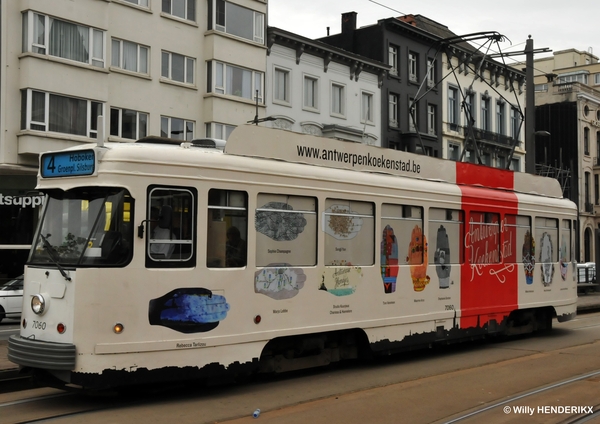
[269,0,599,63]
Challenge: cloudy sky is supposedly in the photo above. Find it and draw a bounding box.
[269,0,599,62]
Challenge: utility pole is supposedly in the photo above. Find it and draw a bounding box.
[525,36,536,174]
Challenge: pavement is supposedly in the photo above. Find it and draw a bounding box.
[1,292,600,378]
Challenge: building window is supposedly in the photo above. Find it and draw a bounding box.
[448,86,459,128]
[161,51,195,85]
[584,127,590,155]
[389,93,398,128]
[497,155,506,169]
[331,83,345,117]
[161,116,194,140]
[162,0,196,22]
[408,51,418,82]
[303,75,319,110]
[409,98,417,131]
[210,0,264,44]
[427,58,435,88]
[111,38,149,74]
[496,101,505,135]
[465,90,476,127]
[22,11,105,67]
[510,158,520,171]
[481,96,490,131]
[211,61,263,102]
[595,174,599,205]
[427,104,436,135]
[205,122,236,140]
[21,89,102,138]
[388,44,398,76]
[361,91,374,124]
[510,106,521,140]
[123,0,149,6]
[448,143,460,161]
[274,68,290,104]
[110,108,148,140]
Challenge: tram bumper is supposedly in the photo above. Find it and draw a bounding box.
[8,334,76,370]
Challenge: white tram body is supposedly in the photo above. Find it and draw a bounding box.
[9,126,577,389]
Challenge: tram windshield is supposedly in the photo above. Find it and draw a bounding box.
[29,187,134,267]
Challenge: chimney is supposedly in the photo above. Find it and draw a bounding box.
[341,12,357,34]
[398,15,417,26]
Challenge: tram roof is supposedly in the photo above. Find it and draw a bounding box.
[223,125,564,199]
[38,125,564,199]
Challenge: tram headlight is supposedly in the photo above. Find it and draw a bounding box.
[31,294,46,315]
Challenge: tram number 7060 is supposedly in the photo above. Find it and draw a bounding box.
[32,320,47,330]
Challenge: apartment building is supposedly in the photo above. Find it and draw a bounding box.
[265,27,389,145]
[529,48,600,262]
[0,0,267,281]
[441,33,526,171]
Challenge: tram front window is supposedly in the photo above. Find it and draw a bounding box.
[29,188,134,267]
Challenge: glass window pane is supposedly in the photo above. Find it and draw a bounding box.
[122,41,138,72]
[170,118,183,139]
[139,113,148,138]
[111,39,120,67]
[161,51,169,78]
[207,189,248,268]
[225,2,253,40]
[171,53,184,82]
[31,91,46,123]
[186,57,194,84]
[139,46,148,73]
[172,0,185,18]
[121,109,137,139]
[110,108,120,136]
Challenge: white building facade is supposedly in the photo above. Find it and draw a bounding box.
[265,27,389,145]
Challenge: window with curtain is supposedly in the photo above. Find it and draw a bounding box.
[21,89,103,138]
[22,11,105,67]
[111,38,148,74]
[210,61,263,101]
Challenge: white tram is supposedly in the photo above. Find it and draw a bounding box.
[9,125,578,389]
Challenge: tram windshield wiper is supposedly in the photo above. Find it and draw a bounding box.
[39,233,72,282]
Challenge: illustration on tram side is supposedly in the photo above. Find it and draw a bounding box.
[407,225,429,292]
[255,265,306,299]
[539,232,555,286]
[559,238,568,281]
[323,204,363,240]
[523,231,535,285]
[148,288,230,333]
[255,201,307,241]
[434,225,451,289]
[381,225,399,294]
[319,263,364,296]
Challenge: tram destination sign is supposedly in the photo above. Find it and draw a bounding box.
[41,150,96,178]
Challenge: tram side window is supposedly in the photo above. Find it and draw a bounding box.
[147,187,195,264]
[535,216,558,263]
[381,204,423,266]
[255,193,317,267]
[428,208,464,265]
[324,199,374,266]
[207,189,248,268]
[561,219,572,263]
[468,211,500,264]
[503,215,531,264]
